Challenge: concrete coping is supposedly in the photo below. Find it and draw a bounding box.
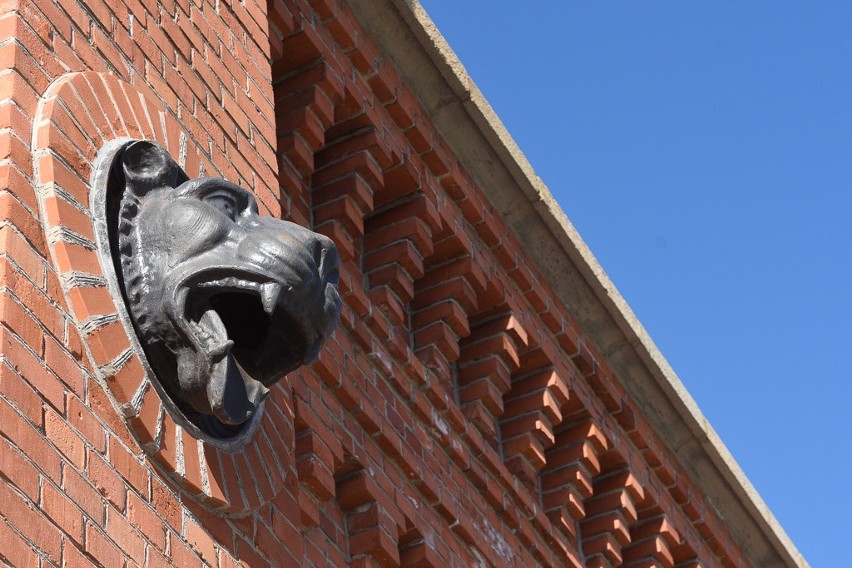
[347,1,807,566]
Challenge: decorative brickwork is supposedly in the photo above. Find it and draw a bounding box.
[32,70,295,516]
[0,0,799,566]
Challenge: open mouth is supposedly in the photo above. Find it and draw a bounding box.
[188,277,310,373]
[177,276,311,428]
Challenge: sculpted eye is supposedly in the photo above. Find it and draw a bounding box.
[205,192,238,220]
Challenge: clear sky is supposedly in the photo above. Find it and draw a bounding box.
[419,2,850,566]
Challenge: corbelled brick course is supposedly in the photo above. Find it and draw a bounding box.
[0,0,792,566]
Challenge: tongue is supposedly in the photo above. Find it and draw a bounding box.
[199,307,268,425]
[198,306,231,358]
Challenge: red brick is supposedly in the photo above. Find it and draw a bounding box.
[245,438,274,498]
[297,489,320,528]
[0,362,42,427]
[261,519,300,564]
[2,260,66,344]
[89,448,128,510]
[153,411,180,477]
[296,452,335,501]
[0,478,62,564]
[236,537,272,568]
[0,396,59,473]
[42,481,84,544]
[0,192,43,252]
[127,491,166,551]
[103,352,146,407]
[151,477,182,532]
[109,438,148,496]
[52,240,101,276]
[0,513,40,566]
[85,522,126,568]
[105,505,146,562]
[0,290,44,354]
[85,319,131,367]
[337,470,380,510]
[200,444,229,509]
[0,433,39,503]
[45,407,86,467]
[87,381,138,453]
[255,431,286,489]
[65,284,117,321]
[62,465,105,526]
[232,451,262,509]
[127,381,162,446]
[168,529,204,568]
[0,4,757,567]
[62,540,95,568]
[43,335,85,397]
[350,526,400,567]
[67,393,106,451]
[179,428,204,496]
[0,165,35,215]
[0,226,44,285]
[184,512,218,566]
[144,543,175,568]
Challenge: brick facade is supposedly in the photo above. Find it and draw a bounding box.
[0,0,801,567]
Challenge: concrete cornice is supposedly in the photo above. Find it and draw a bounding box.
[347,1,806,566]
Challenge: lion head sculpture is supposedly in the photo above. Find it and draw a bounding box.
[99,140,341,439]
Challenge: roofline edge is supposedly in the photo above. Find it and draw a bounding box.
[345,1,807,566]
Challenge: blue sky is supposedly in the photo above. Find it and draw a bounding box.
[419,2,851,565]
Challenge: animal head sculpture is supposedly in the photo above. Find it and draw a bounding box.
[100,140,341,439]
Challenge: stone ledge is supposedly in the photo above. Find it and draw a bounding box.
[346,1,807,566]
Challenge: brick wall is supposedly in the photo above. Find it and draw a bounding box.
[0,0,751,566]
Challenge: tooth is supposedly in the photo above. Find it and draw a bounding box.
[199,306,227,343]
[260,282,281,314]
[209,339,234,361]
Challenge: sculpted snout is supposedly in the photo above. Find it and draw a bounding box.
[236,219,340,292]
[234,219,342,347]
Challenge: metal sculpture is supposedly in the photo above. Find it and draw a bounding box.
[97,140,341,438]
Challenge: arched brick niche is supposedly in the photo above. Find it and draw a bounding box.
[32,71,293,516]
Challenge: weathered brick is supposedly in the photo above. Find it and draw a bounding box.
[0,2,758,567]
[45,407,85,468]
[0,477,62,564]
[0,516,40,567]
[42,480,85,544]
[88,448,128,510]
[127,491,166,551]
[85,522,126,568]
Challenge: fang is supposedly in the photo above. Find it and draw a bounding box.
[260,282,282,314]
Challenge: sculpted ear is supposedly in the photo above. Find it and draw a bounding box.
[121,140,189,196]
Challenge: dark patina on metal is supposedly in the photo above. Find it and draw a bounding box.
[93,140,341,442]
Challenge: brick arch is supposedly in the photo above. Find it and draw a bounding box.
[32,71,293,515]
